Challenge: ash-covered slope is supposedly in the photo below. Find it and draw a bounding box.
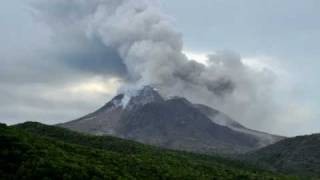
[60,86,282,153]
[195,104,284,147]
[61,86,164,135]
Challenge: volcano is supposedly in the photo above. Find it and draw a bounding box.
[59,86,283,153]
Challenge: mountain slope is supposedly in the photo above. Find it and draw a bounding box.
[195,104,284,147]
[246,133,320,177]
[61,86,165,136]
[0,122,296,179]
[60,86,283,153]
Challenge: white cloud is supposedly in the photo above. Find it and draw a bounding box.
[183,50,209,65]
[66,77,121,95]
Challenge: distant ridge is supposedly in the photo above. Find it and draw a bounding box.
[246,133,320,177]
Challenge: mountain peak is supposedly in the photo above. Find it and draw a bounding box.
[110,85,164,110]
[61,85,283,154]
[134,86,161,99]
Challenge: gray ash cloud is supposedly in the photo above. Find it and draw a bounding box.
[26,0,280,131]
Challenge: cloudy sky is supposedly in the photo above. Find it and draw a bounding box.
[0,0,319,136]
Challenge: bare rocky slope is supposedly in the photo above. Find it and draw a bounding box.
[60,86,283,154]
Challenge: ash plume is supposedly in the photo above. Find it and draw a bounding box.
[29,0,280,130]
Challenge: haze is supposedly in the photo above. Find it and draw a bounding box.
[0,0,319,136]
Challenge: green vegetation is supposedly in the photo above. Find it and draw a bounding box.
[246,134,320,178]
[1,122,297,179]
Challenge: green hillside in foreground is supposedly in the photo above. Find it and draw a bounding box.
[1,122,296,179]
[246,133,320,178]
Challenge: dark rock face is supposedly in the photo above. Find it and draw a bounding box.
[118,98,259,153]
[60,86,283,154]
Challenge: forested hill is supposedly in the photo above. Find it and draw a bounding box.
[0,122,295,179]
[246,133,320,178]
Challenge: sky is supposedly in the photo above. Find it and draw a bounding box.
[0,0,319,136]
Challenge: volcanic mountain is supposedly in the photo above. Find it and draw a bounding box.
[60,86,283,153]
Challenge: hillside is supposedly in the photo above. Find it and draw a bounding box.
[246,133,320,178]
[0,122,295,179]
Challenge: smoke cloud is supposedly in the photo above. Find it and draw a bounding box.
[29,0,283,131]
